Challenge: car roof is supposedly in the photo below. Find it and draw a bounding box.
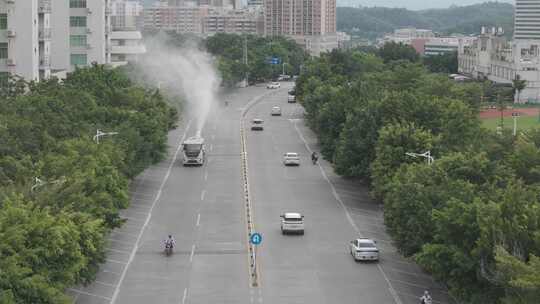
[272,106,280,109]
[356,238,376,243]
[285,152,298,155]
[283,212,302,218]
[252,118,263,122]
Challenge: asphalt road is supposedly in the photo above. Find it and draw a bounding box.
[68,83,455,304]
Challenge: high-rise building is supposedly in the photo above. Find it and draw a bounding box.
[143,2,263,35]
[263,0,337,55]
[0,0,146,83]
[109,0,146,67]
[514,0,540,40]
[0,0,51,82]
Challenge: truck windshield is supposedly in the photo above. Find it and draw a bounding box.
[184,144,202,152]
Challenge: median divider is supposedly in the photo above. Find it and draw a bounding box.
[239,87,285,288]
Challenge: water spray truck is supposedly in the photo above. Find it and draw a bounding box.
[182,136,205,166]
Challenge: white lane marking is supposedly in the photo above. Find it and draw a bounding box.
[106,248,131,254]
[106,259,127,265]
[103,269,122,275]
[95,280,116,287]
[204,170,208,181]
[68,288,112,300]
[292,121,402,304]
[182,287,188,304]
[196,213,201,226]
[190,244,195,262]
[108,238,134,245]
[200,190,206,201]
[110,119,194,304]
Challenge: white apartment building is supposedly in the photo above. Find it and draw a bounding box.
[109,0,146,67]
[0,0,51,82]
[458,27,540,102]
[379,27,435,45]
[514,0,540,40]
[457,0,540,103]
[0,0,144,83]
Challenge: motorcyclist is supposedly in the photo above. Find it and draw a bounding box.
[420,291,432,304]
[311,152,318,164]
[164,235,176,251]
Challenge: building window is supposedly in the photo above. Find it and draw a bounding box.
[70,54,87,66]
[0,72,9,88]
[70,35,87,47]
[69,0,87,8]
[70,16,87,27]
[0,14,7,30]
[0,43,7,59]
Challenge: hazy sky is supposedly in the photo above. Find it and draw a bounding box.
[336,0,514,10]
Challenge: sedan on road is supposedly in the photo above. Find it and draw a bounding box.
[267,82,281,89]
[271,106,282,116]
[251,118,264,131]
[283,152,300,166]
[350,238,379,261]
[280,212,304,234]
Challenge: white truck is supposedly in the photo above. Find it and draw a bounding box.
[182,136,205,166]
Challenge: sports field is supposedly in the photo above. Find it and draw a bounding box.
[480,107,540,131]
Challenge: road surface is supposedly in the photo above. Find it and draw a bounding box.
[68,84,454,304]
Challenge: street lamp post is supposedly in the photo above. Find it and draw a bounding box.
[405,150,434,165]
[93,129,118,144]
[31,176,66,191]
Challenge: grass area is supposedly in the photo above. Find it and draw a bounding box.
[482,115,540,130]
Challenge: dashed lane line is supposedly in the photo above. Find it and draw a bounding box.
[292,121,402,304]
[110,119,194,304]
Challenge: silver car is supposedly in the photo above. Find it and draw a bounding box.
[283,152,300,166]
[271,106,282,116]
[280,212,304,234]
[350,238,379,261]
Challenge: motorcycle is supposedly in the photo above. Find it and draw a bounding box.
[311,155,318,165]
[164,242,173,256]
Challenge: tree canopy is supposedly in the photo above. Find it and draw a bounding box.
[295,48,540,302]
[0,64,177,302]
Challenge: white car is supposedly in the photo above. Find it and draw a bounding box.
[251,118,264,131]
[267,82,281,89]
[287,94,296,103]
[271,106,282,116]
[350,238,379,261]
[283,152,300,166]
[280,212,304,234]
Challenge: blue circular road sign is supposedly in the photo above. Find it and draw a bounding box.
[250,233,262,245]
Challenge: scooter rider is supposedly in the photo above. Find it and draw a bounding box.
[311,151,318,164]
[164,235,176,250]
[420,291,432,304]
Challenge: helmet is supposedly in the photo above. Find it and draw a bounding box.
[424,291,429,295]
[168,235,172,238]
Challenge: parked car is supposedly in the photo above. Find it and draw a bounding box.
[280,212,304,234]
[271,106,282,116]
[267,82,281,89]
[283,152,300,166]
[349,238,379,261]
[251,118,264,131]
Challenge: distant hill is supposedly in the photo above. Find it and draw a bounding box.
[337,2,514,40]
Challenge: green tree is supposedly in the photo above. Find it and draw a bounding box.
[512,75,527,103]
[377,41,420,63]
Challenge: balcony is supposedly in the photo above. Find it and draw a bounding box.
[110,44,147,55]
[38,28,51,40]
[105,7,112,15]
[38,0,51,13]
